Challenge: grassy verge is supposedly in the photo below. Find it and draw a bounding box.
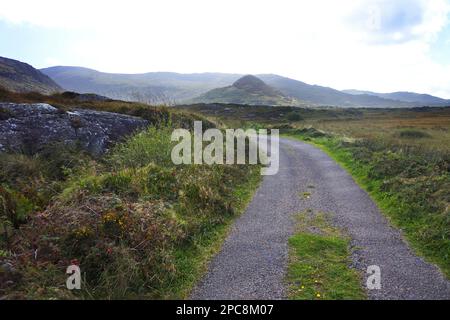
[156,167,261,299]
[0,124,261,299]
[287,211,366,300]
[284,129,450,278]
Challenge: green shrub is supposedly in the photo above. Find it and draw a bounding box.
[0,153,45,184]
[107,126,175,169]
[145,165,178,200]
[102,173,133,195]
[0,186,35,228]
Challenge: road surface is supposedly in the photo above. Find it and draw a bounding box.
[191,138,450,300]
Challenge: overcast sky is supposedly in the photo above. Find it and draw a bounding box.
[1,0,449,98]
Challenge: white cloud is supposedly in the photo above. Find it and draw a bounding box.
[347,0,449,43]
[0,0,449,97]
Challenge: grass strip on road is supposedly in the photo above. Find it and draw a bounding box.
[287,211,366,300]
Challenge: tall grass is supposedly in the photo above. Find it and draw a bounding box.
[107,126,176,169]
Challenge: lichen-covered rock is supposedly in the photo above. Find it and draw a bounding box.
[0,103,149,155]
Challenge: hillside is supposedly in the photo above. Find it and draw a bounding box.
[0,56,62,94]
[191,75,301,106]
[342,89,450,106]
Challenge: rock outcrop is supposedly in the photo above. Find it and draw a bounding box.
[0,103,148,155]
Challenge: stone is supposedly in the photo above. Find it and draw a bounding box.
[0,103,149,155]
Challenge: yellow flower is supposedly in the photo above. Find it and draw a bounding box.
[316,293,321,298]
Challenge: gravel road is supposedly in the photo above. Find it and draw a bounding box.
[190,138,450,300]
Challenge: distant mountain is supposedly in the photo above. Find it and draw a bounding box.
[342,89,450,106]
[191,75,301,106]
[40,65,448,107]
[41,66,240,104]
[0,56,62,94]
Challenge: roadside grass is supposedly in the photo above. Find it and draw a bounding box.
[0,122,262,299]
[158,169,261,299]
[284,130,450,279]
[287,211,366,300]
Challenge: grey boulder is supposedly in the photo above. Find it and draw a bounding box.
[0,103,148,155]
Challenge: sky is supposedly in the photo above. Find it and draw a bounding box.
[0,0,450,98]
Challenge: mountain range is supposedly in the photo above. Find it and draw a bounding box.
[42,65,449,107]
[0,56,448,108]
[0,56,61,94]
